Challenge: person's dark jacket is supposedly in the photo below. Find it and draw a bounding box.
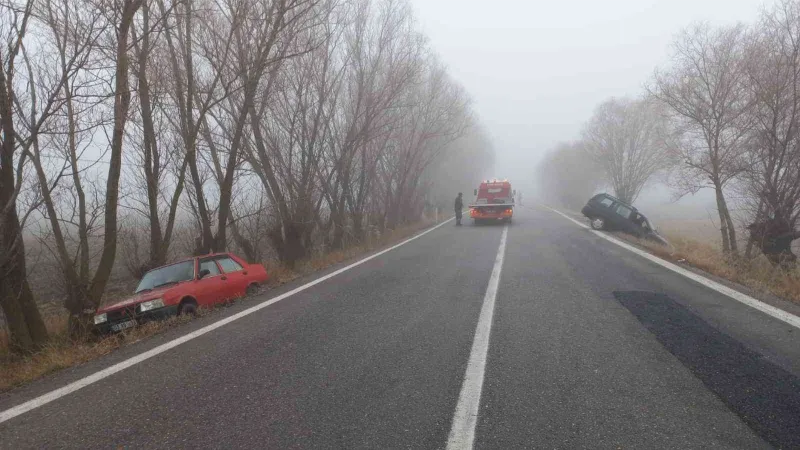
[454,195,463,212]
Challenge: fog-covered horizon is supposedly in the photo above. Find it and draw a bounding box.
[410,0,764,196]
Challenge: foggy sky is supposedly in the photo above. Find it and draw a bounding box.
[410,0,765,196]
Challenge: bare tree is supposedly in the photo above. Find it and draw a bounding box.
[25,0,107,330]
[0,0,54,351]
[427,121,495,210]
[153,0,244,255]
[651,23,754,254]
[0,0,491,345]
[124,0,187,276]
[582,97,670,204]
[328,0,425,244]
[536,141,603,210]
[381,59,470,228]
[238,0,332,265]
[24,0,142,333]
[741,0,800,266]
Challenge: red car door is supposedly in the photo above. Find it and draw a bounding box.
[194,257,229,307]
[215,254,249,298]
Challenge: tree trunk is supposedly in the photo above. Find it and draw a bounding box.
[331,224,345,250]
[31,135,90,327]
[64,86,90,281]
[330,195,347,250]
[745,200,764,259]
[352,211,364,242]
[157,0,214,255]
[0,202,49,349]
[284,222,308,267]
[714,183,732,253]
[0,253,47,353]
[0,272,34,353]
[724,205,738,254]
[0,45,48,351]
[716,185,738,255]
[748,219,800,268]
[82,0,143,332]
[268,220,308,269]
[229,218,257,263]
[135,5,166,269]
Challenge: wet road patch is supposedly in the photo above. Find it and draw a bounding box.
[615,290,800,450]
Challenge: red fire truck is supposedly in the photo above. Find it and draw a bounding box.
[469,179,515,224]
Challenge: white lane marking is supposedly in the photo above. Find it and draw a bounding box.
[447,225,508,450]
[0,218,456,425]
[543,205,800,330]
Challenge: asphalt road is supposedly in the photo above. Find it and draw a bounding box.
[2,206,800,449]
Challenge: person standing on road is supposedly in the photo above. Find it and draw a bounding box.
[455,192,464,226]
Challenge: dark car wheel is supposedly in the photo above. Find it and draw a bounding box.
[590,217,605,230]
[246,284,260,297]
[178,301,197,316]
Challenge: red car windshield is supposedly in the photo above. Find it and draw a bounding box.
[135,261,195,293]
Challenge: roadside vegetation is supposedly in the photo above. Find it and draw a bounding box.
[538,0,800,304]
[0,0,494,386]
[0,217,441,392]
[627,229,800,307]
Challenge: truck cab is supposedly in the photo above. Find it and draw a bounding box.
[469,179,515,224]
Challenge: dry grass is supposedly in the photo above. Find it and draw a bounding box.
[0,218,439,393]
[619,231,800,306]
[564,207,800,307]
[0,313,203,393]
[653,219,721,247]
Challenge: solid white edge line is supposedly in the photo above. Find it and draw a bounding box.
[447,225,508,450]
[0,217,456,425]
[542,205,800,330]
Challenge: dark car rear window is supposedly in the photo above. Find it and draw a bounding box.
[614,204,633,219]
[592,195,614,208]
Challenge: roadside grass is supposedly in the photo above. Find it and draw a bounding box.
[561,208,800,307]
[0,314,199,393]
[0,218,439,393]
[614,231,800,307]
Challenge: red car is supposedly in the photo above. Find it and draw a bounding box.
[93,253,269,333]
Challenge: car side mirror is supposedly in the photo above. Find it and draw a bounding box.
[198,269,210,279]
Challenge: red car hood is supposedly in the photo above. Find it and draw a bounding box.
[97,286,172,314]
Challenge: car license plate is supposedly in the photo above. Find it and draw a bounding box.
[111,320,136,332]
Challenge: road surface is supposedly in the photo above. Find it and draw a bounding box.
[2,206,800,449]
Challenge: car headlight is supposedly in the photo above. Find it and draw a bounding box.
[139,298,165,312]
[94,313,108,325]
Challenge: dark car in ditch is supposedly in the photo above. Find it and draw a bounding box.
[581,193,668,246]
